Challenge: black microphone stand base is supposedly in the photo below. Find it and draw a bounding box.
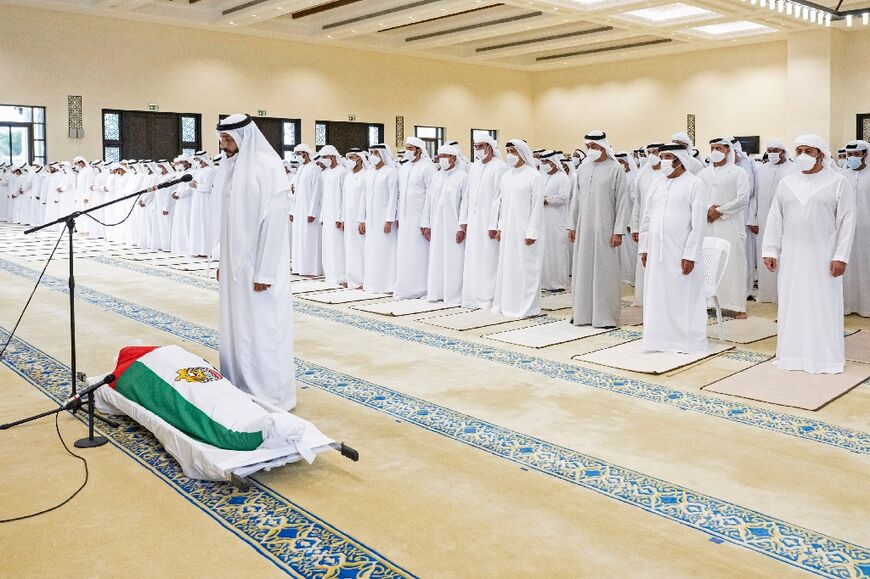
[74,435,108,448]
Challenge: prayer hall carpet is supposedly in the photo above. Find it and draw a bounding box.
[1,224,868,577]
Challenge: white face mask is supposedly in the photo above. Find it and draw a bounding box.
[438,158,452,171]
[371,152,382,164]
[796,153,818,172]
[839,158,848,168]
[320,157,332,168]
[294,153,305,163]
[474,148,486,161]
[660,159,676,177]
[505,153,519,168]
[343,159,356,170]
[588,148,604,161]
[709,150,727,164]
[403,149,416,161]
[648,154,661,166]
[767,152,781,164]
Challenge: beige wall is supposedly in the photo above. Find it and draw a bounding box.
[2,5,869,161]
[0,5,534,160]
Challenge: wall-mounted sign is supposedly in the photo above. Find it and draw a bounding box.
[148,103,159,111]
[348,115,356,122]
[257,110,267,117]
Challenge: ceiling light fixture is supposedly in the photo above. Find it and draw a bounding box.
[741,0,868,26]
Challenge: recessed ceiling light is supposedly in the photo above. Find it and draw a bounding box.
[688,20,774,36]
[617,3,716,24]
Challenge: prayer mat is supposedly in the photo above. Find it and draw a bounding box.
[620,306,644,327]
[573,340,733,374]
[540,292,573,311]
[483,320,610,349]
[300,289,389,304]
[170,263,218,272]
[420,309,542,331]
[707,318,779,344]
[291,280,341,294]
[352,298,458,317]
[701,360,870,411]
[845,331,870,364]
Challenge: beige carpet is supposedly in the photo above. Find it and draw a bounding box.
[291,280,341,294]
[620,306,644,327]
[352,298,458,317]
[573,340,733,374]
[845,331,870,363]
[702,360,870,410]
[541,292,573,311]
[420,309,542,331]
[708,318,779,344]
[484,320,609,348]
[300,288,389,304]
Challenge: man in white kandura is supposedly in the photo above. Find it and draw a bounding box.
[842,140,869,317]
[189,151,217,257]
[671,132,706,175]
[460,135,506,309]
[359,144,399,294]
[762,134,856,375]
[317,145,348,286]
[290,143,324,277]
[342,148,369,289]
[491,139,545,318]
[539,150,571,291]
[422,143,467,306]
[630,143,665,306]
[395,137,436,299]
[754,140,798,303]
[215,114,295,409]
[639,144,707,353]
[569,131,629,328]
[698,137,750,318]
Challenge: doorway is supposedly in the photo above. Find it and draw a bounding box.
[315,121,384,154]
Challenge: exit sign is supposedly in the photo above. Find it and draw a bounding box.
[257,110,267,117]
[347,115,356,122]
[148,103,159,111]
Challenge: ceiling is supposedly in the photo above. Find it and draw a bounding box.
[10,0,870,69]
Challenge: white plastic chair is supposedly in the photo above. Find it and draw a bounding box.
[702,237,731,341]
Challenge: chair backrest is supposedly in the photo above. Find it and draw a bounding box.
[702,236,731,298]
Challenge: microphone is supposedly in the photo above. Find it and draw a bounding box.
[155,173,193,190]
[63,373,117,411]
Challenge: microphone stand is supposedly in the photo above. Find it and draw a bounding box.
[2,175,189,445]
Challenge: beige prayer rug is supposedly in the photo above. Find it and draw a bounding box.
[540,292,573,311]
[845,331,870,364]
[620,306,644,327]
[484,320,610,348]
[707,318,779,344]
[291,280,341,294]
[420,309,542,331]
[300,289,389,304]
[352,298,458,317]
[572,339,733,374]
[701,360,870,410]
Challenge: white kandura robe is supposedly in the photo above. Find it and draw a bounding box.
[843,164,870,316]
[736,154,758,295]
[358,165,399,294]
[218,155,295,409]
[88,171,108,239]
[320,164,348,286]
[170,172,196,255]
[460,158,506,309]
[619,168,638,285]
[491,165,545,318]
[137,173,158,248]
[639,171,708,353]
[395,160,436,299]
[343,168,367,289]
[754,161,799,303]
[630,165,664,305]
[570,158,630,328]
[422,167,467,306]
[540,169,571,291]
[189,166,216,256]
[762,169,856,374]
[75,167,95,233]
[154,175,175,251]
[291,162,323,276]
[697,163,750,313]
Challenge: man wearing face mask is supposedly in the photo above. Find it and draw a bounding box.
[491,139,546,318]
[638,145,708,354]
[842,140,869,317]
[395,137,436,299]
[358,144,399,294]
[421,144,468,306]
[837,148,848,170]
[460,135,507,309]
[754,140,798,303]
[762,134,856,374]
[317,145,349,287]
[539,150,572,291]
[730,139,760,299]
[616,152,639,286]
[671,132,706,175]
[290,143,324,277]
[629,143,665,306]
[698,137,751,318]
[568,131,630,328]
[342,149,369,289]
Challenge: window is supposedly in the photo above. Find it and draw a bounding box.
[0,104,46,165]
[103,109,201,161]
[283,119,301,159]
[368,124,384,147]
[471,129,497,154]
[414,125,445,158]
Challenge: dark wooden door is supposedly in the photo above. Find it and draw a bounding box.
[325,122,369,155]
[122,111,179,160]
[857,114,870,141]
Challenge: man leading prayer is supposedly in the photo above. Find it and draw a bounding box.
[215,114,295,410]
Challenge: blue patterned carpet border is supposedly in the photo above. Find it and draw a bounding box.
[0,329,415,579]
[81,254,870,457]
